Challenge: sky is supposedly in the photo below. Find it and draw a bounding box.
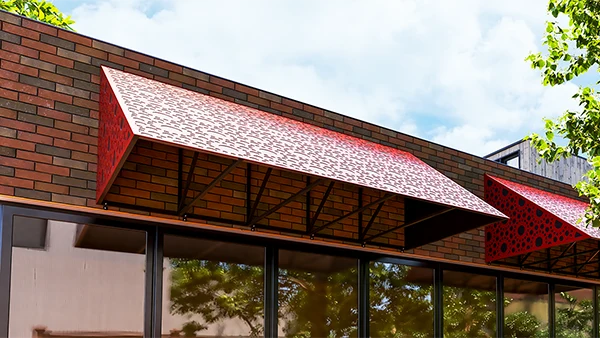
[51,0,584,157]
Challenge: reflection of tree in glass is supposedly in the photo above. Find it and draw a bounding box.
[168,259,594,338]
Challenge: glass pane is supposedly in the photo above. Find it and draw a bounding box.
[9,218,146,338]
[555,285,593,338]
[162,235,264,337]
[443,270,496,338]
[278,250,357,337]
[370,262,434,338]
[504,278,549,338]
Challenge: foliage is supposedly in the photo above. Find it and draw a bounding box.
[167,259,594,337]
[0,0,74,30]
[525,0,600,226]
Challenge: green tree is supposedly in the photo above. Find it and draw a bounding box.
[0,0,74,30]
[525,0,600,226]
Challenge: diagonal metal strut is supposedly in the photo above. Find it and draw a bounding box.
[363,207,454,243]
[312,194,397,235]
[307,181,335,234]
[248,178,323,227]
[360,201,386,240]
[178,151,200,211]
[179,159,243,216]
[248,167,273,222]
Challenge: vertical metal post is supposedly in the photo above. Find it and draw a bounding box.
[593,286,599,338]
[496,275,504,338]
[549,283,556,338]
[306,176,311,230]
[246,164,252,223]
[264,247,278,337]
[358,259,369,338]
[358,188,363,236]
[147,227,164,338]
[434,266,443,338]
[0,206,13,338]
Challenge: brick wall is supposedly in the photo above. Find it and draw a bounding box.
[0,11,584,265]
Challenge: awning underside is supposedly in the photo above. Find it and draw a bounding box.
[96,66,506,250]
[485,175,600,278]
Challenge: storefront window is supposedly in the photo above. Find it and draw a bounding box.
[162,235,265,337]
[504,278,549,338]
[443,270,496,338]
[9,217,146,338]
[278,250,357,337]
[370,262,434,338]
[555,285,593,338]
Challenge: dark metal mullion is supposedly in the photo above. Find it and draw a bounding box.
[549,283,556,338]
[0,206,13,338]
[264,247,278,337]
[150,227,164,338]
[434,265,443,338]
[358,188,363,238]
[144,226,155,338]
[496,274,504,338]
[358,258,369,338]
[594,286,599,338]
[306,177,311,232]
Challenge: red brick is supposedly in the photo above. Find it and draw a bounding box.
[0,117,35,132]
[0,50,20,63]
[16,150,52,164]
[35,181,69,194]
[55,120,88,134]
[210,76,234,89]
[0,68,18,82]
[39,70,73,86]
[2,41,38,58]
[0,156,34,170]
[22,20,58,36]
[18,93,53,108]
[282,98,303,110]
[54,138,88,152]
[0,185,14,195]
[15,168,51,182]
[35,162,69,176]
[304,105,323,115]
[72,151,96,163]
[75,44,107,59]
[71,133,97,145]
[248,95,270,107]
[3,22,40,40]
[0,88,17,101]
[36,125,70,140]
[120,186,150,199]
[124,50,153,64]
[137,181,165,193]
[107,54,138,69]
[153,76,180,87]
[17,130,52,144]
[40,52,74,68]
[39,88,72,104]
[21,38,57,54]
[58,30,92,46]
[73,97,98,110]
[271,102,293,114]
[1,60,37,77]
[196,80,222,93]
[0,78,37,95]
[0,175,33,189]
[0,136,34,151]
[234,83,259,96]
[169,72,194,85]
[154,59,181,73]
[0,108,16,119]
[36,107,71,122]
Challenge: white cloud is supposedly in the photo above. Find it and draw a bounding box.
[69,0,579,156]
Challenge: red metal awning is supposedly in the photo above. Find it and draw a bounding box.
[97,66,505,249]
[484,174,600,264]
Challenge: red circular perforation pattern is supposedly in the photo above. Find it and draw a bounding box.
[100,66,505,218]
[484,175,591,262]
[96,71,135,202]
